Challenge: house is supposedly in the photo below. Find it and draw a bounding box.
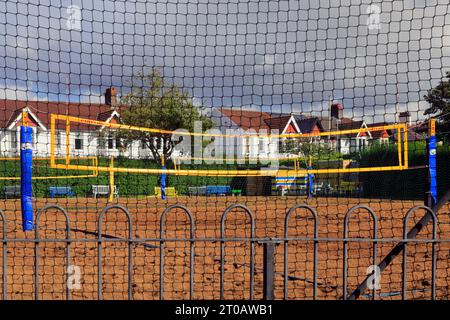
[211,108,325,160]
[0,88,170,159]
[0,90,421,162]
[209,108,278,159]
[0,98,117,158]
[214,103,416,157]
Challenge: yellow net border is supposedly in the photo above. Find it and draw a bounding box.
[0,156,98,180]
[50,113,409,177]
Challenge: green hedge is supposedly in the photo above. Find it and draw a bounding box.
[358,141,450,200]
[2,148,447,199]
[0,157,241,197]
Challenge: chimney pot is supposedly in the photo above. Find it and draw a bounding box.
[105,87,117,108]
[331,103,343,119]
[398,111,411,125]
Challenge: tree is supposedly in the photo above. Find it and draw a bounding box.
[119,68,213,164]
[424,71,450,136]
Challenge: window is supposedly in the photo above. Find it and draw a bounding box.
[116,138,122,148]
[108,138,114,149]
[10,130,17,150]
[244,137,250,156]
[141,140,147,149]
[56,132,61,147]
[98,138,106,149]
[259,138,265,153]
[75,138,83,150]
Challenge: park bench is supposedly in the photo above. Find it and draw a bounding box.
[154,186,177,197]
[188,186,207,196]
[188,186,237,196]
[206,186,231,196]
[49,186,74,198]
[92,185,119,198]
[272,176,308,196]
[4,185,21,199]
[313,182,333,195]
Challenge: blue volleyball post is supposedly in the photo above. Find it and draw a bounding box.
[20,111,34,231]
[307,167,314,198]
[306,155,314,198]
[160,155,166,200]
[427,118,437,207]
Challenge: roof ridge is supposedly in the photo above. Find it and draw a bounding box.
[0,98,108,107]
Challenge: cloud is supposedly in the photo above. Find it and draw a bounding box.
[0,0,449,124]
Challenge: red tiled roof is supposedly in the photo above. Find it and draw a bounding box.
[219,108,271,131]
[97,110,117,122]
[263,115,294,132]
[0,99,119,130]
[366,122,392,139]
[392,129,424,141]
[296,117,324,133]
[338,119,364,131]
[338,121,395,140]
[5,108,23,127]
[219,109,332,135]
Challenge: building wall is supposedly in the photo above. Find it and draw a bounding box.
[0,128,177,160]
[338,137,369,154]
[1,126,379,160]
[0,128,19,157]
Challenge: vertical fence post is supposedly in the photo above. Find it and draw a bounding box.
[263,241,275,300]
[0,210,6,300]
[109,157,114,202]
[160,155,166,200]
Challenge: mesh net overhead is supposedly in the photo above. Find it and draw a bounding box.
[0,0,449,300]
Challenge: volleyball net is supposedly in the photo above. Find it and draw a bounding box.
[43,112,425,200]
[50,113,409,177]
[0,156,98,181]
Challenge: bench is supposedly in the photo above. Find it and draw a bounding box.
[188,186,233,196]
[154,186,177,197]
[49,186,74,198]
[188,186,207,196]
[206,186,231,196]
[4,185,21,199]
[313,182,333,195]
[272,176,309,196]
[92,185,119,198]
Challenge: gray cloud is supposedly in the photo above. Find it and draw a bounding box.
[0,0,449,123]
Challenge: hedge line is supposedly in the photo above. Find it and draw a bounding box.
[0,157,248,197]
[1,146,448,200]
[358,141,450,200]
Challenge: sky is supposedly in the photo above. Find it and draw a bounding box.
[0,0,449,123]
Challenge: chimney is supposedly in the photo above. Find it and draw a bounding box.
[398,111,411,126]
[105,87,117,109]
[331,103,343,119]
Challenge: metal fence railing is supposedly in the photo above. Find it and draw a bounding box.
[0,201,449,300]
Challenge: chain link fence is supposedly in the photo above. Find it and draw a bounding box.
[1,197,449,300]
